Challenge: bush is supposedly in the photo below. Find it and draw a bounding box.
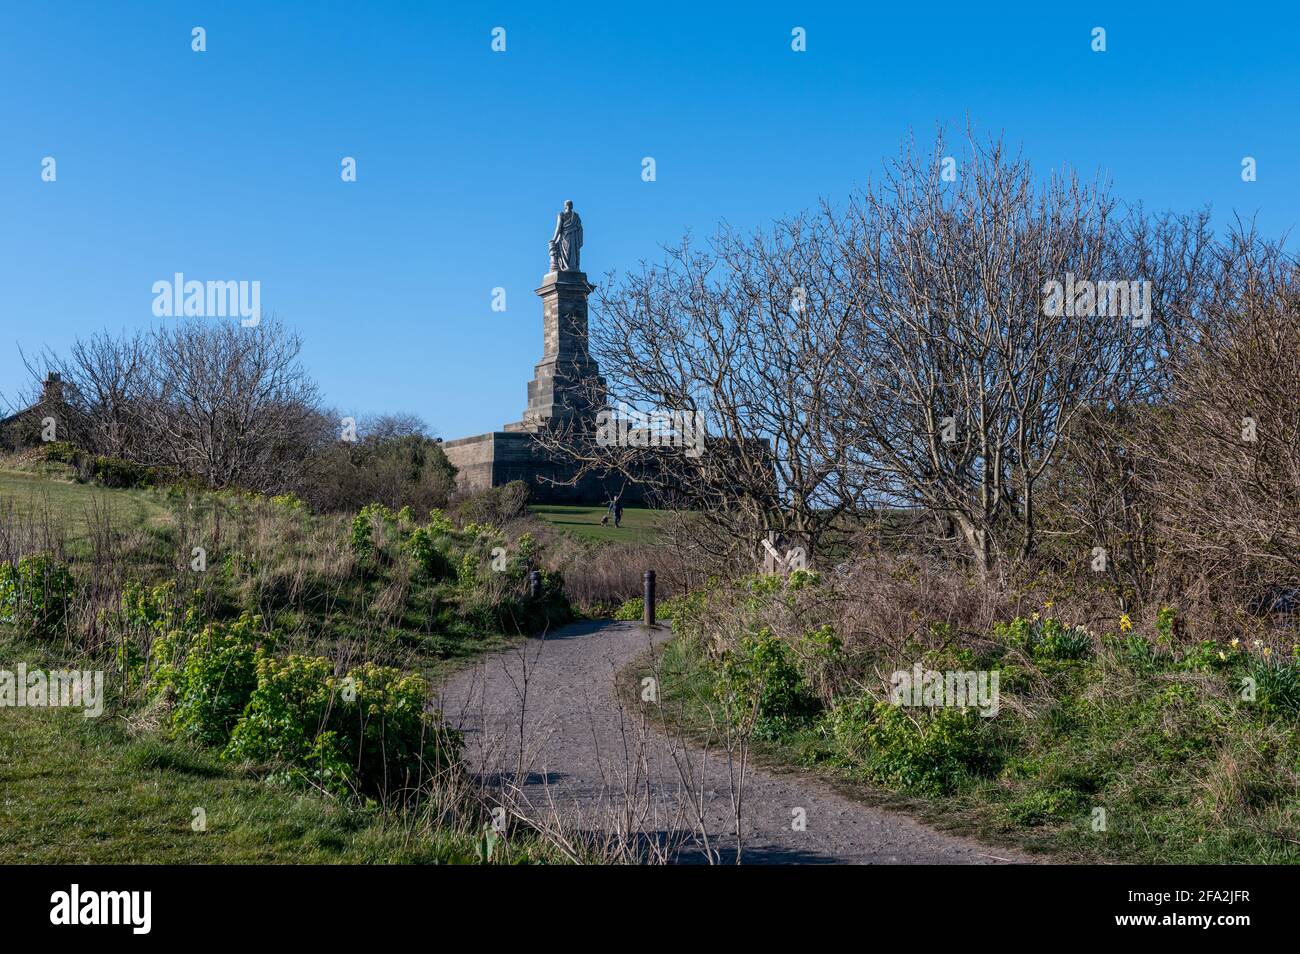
[613,597,644,621]
[997,615,1093,661]
[92,455,156,489]
[828,697,1000,795]
[225,654,459,797]
[453,481,529,526]
[151,612,266,747]
[715,629,821,740]
[350,503,397,557]
[406,526,455,580]
[0,554,75,637]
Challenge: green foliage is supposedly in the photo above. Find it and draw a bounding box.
[613,597,644,621]
[92,455,156,489]
[996,615,1093,661]
[1002,786,1085,826]
[827,697,1000,795]
[41,441,81,464]
[715,629,821,740]
[350,503,396,557]
[1248,655,1300,717]
[270,493,306,512]
[225,654,459,797]
[0,553,75,637]
[405,526,454,580]
[151,612,267,747]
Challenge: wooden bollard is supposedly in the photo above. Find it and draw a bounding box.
[643,569,656,627]
[529,569,542,600]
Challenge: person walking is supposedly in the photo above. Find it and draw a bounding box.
[613,497,624,529]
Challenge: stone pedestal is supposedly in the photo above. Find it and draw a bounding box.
[505,270,606,433]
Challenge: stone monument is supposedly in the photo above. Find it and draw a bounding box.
[442,203,634,503]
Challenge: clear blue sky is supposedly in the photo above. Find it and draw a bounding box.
[2,1,1296,438]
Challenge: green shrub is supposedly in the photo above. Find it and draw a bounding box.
[997,615,1092,661]
[715,629,821,740]
[41,441,81,464]
[92,455,155,489]
[851,700,1000,795]
[0,554,75,637]
[151,612,266,747]
[614,597,644,621]
[225,655,459,797]
[350,503,397,557]
[406,527,454,580]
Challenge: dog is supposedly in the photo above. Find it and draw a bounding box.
[600,514,610,527]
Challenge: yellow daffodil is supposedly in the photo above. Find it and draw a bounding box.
[1119,614,1132,633]
[1230,638,1240,648]
[1262,646,1272,657]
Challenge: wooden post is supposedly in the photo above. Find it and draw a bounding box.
[529,570,542,600]
[643,569,656,627]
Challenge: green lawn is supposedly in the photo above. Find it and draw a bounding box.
[0,467,169,543]
[529,504,664,543]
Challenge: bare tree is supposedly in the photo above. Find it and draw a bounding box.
[829,130,1139,576]
[137,317,324,491]
[536,211,860,568]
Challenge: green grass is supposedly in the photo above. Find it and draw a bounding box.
[0,467,169,544]
[0,703,554,863]
[651,610,1300,865]
[0,467,567,863]
[529,504,665,543]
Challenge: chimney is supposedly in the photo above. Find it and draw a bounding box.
[42,372,63,405]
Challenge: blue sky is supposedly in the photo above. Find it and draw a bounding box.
[2,1,1296,438]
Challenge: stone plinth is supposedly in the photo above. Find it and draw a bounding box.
[442,430,642,504]
[507,270,606,432]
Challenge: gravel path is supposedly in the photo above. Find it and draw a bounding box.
[437,620,1030,864]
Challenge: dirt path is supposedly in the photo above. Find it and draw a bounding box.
[438,620,1030,864]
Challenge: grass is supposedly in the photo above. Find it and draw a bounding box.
[0,702,559,863]
[0,466,169,545]
[529,504,665,543]
[0,464,570,863]
[650,608,1300,865]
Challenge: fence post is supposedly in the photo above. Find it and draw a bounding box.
[529,569,542,600]
[643,569,656,627]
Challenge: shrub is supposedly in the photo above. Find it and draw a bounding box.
[41,441,81,464]
[350,503,397,557]
[829,697,1000,795]
[406,527,454,580]
[613,597,644,621]
[92,455,155,488]
[453,481,528,527]
[151,612,266,747]
[997,615,1093,661]
[0,554,75,637]
[715,629,821,740]
[225,654,459,797]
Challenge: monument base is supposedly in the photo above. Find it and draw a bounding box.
[442,430,643,505]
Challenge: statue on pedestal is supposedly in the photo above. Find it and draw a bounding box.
[548,200,583,272]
